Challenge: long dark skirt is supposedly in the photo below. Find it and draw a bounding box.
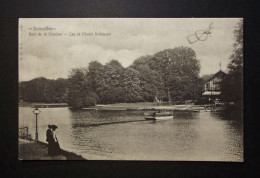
[53,141,61,155]
[48,141,61,156]
[48,143,53,155]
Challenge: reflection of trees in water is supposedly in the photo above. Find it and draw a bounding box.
[209,110,243,134]
[203,111,243,161]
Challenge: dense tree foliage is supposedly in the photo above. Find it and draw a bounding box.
[96,63,123,103]
[67,68,97,108]
[132,57,164,101]
[87,61,104,92]
[20,46,203,108]
[134,47,201,102]
[19,77,68,103]
[221,20,243,107]
[122,68,143,102]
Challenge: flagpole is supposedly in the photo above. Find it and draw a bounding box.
[220,59,222,71]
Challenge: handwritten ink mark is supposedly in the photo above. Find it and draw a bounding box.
[187,22,214,44]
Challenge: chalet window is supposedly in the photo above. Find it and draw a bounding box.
[215,83,220,90]
[206,83,210,90]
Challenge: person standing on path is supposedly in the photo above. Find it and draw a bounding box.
[46,124,54,155]
[51,125,61,155]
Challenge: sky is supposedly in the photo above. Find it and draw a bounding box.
[19,18,241,81]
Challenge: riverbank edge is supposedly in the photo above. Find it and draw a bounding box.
[82,104,215,112]
[19,102,68,108]
[19,102,222,112]
[38,141,86,160]
[19,138,86,160]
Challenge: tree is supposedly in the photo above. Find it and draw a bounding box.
[20,46,202,106]
[67,68,97,108]
[54,78,69,102]
[87,61,103,92]
[108,59,124,73]
[150,47,200,102]
[132,55,153,68]
[19,77,69,103]
[132,62,164,101]
[96,63,123,103]
[122,68,143,102]
[131,47,201,102]
[96,60,144,103]
[43,78,69,103]
[19,77,48,102]
[221,20,243,107]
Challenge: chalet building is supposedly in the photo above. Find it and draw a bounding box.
[202,70,227,102]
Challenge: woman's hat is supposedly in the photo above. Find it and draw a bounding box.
[51,125,58,129]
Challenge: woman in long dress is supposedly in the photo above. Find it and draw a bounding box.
[46,125,54,155]
[51,125,61,155]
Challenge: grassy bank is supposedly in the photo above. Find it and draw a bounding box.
[19,139,85,160]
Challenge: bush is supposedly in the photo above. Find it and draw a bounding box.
[84,96,97,106]
[70,97,84,109]
[195,96,209,105]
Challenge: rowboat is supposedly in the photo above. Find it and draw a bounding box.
[205,108,213,112]
[144,111,173,120]
[145,116,173,120]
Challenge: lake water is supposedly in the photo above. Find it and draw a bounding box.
[19,107,243,161]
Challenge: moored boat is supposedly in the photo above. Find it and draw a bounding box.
[144,111,173,120]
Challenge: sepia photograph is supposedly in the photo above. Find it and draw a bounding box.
[18,18,243,161]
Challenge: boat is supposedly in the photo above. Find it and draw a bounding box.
[205,107,213,112]
[144,115,173,121]
[144,111,173,120]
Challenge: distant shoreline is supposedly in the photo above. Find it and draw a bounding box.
[88,103,211,111]
[19,102,217,111]
[19,102,68,108]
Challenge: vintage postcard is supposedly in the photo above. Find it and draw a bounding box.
[19,18,243,161]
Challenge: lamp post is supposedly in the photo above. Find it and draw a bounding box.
[33,107,40,141]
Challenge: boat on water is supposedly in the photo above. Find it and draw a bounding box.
[144,111,173,120]
[145,115,173,120]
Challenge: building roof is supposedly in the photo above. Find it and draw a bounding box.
[206,70,227,82]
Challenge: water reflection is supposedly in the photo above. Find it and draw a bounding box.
[19,107,243,161]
